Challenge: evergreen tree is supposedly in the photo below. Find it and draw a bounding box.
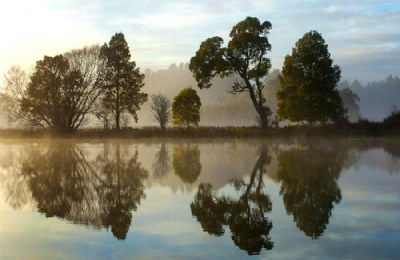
[99,32,147,129]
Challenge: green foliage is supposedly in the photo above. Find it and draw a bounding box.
[277,31,345,124]
[99,32,148,129]
[172,87,201,128]
[189,17,273,128]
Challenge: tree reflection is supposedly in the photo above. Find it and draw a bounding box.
[276,146,344,239]
[21,145,89,219]
[152,143,171,178]
[172,144,201,183]
[97,143,148,240]
[191,146,273,255]
[4,142,148,240]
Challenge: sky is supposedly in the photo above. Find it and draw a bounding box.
[0,0,399,84]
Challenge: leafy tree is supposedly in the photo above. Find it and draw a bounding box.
[99,32,147,129]
[3,45,106,131]
[172,87,201,128]
[150,93,171,129]
[277,31,345,124]
[21,55,87,131]
[189,17,273,128]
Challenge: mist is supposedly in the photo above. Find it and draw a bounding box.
[135,64,399,127]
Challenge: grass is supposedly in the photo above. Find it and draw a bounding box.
[0,122,399,139]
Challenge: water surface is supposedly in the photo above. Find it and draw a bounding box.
[0,138,399,259]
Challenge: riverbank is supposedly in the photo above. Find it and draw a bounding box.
[0,122,399,139]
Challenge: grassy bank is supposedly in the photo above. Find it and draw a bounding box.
[0,122,399,139]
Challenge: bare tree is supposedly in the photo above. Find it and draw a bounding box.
[62,44,107,130]
[151,94,171,129]
[0,66,30,126]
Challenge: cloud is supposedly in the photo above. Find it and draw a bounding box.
[0,0,399,83]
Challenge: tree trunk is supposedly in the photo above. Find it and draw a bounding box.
[116,112,120,130]
[247,87,269,129]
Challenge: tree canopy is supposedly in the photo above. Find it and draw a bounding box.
[172,87,201,128]
[21,53,105,131]
[1,45,106,131]
[277,31,345,124]
[189,17,273,128]
[99,32,148,129]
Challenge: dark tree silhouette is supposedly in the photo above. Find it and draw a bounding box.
[276,146,344,239]
[277,31,345,124]
[172,144,202,183]
[17,45,106,131]
[190,17,273,128]
[172,87,201,128]
[99,32,148,129]
[191,145,273,255]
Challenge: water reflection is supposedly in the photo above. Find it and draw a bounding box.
[2,142,148,240]
[1,139,399,258]
[276,145,346,239]
[96,143,148,240]
[191,145,273,255]
[152,143,171,179]
[173,144,202,183]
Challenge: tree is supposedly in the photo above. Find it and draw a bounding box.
[172,87,201,128]
[99,32,148,129]
[189,17,273,128]
[277,31,345,124]
[3,45,106,131]
[150,94,171,129]
[21,55,86,131]
[0,66,29,126]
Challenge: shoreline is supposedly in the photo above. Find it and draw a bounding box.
[0,124,399,139]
